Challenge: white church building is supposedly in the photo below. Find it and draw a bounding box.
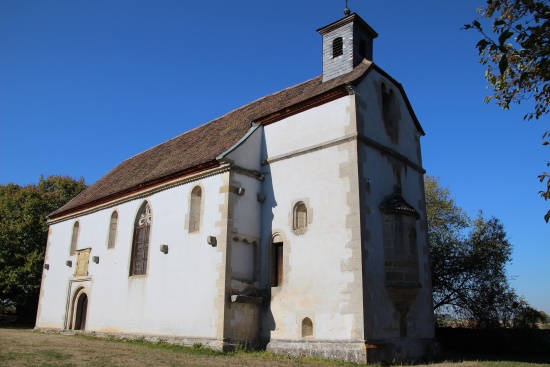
[36,12,437,364]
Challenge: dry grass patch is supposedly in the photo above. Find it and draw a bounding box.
[1,327,549,367]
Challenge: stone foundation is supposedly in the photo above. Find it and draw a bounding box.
[34,327,226,351]
[267,339,368,364]
[266,338,439,364]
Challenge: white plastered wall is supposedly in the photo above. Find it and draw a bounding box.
[36,172,229,339]
[259,96,364,341]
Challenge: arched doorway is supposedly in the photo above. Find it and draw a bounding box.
[71,290,88,330]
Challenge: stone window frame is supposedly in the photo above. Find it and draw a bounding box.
[185,184,204,234]
[290,199,313,235]
[270,232,287,288]
[68,285,89,331]
[70,221,80,255]
[107,210,118,249]
[129,201,152,277]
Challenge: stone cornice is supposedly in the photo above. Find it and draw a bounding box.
[47,162,230,225]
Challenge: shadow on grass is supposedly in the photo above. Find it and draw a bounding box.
[436,327,550,365]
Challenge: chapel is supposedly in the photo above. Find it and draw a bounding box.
[35,9,437,364]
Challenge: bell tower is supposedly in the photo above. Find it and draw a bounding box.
[317,11,378,82]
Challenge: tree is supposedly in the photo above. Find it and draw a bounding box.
[425,176,470,310]
[0,175,86,322]
[452,214,514,328]
[464,0,550,222]
[425,176,544,328]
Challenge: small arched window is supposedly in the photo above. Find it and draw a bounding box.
[332,37,343,58]
[130,202,152,276]
[302,317,313,337]
[107,211,118,249]
[70,221,80,255]
[189,186,202,233]
[293,202,307,230]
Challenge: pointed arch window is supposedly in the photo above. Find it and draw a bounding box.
[70,221,79,255]
[189,186,202,233]
[130,202,152,276]
[107,211,118,249]
[332,37,343,58]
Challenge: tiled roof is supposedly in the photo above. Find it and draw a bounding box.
[50,60,419,219]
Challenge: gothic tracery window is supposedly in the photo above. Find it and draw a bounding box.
[130,202,152,276]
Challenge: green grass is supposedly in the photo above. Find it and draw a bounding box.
[39,349,73,360]
[75,333,364,365]
[4,328,550,367]
[76,334,227,357]
[75,333,550,367]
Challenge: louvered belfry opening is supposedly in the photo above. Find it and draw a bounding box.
[332,37,343,57]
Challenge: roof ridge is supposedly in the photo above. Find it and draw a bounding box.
[49,62,379,220]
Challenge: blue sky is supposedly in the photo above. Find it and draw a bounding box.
[1,0,548,314]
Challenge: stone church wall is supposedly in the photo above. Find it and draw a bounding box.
[353,71,435,357]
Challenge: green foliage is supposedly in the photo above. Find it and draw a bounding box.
[425,176,544,329]
[465,0,550,119]
[541,132,550,222]
[465,0,550,222]
[0,175,86,321]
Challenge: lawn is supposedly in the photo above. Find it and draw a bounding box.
[1,327,548,367]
